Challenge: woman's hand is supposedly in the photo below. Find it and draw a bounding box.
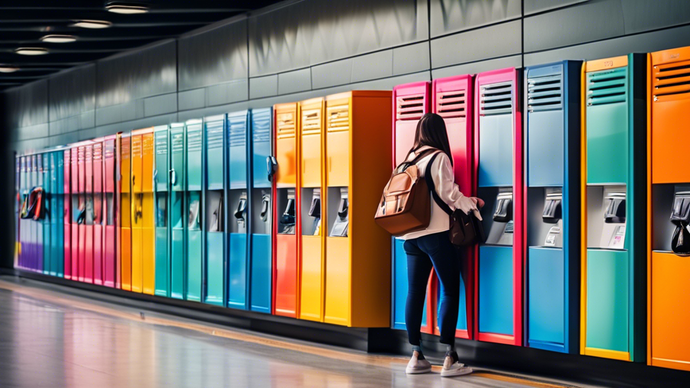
[474,197,485,209]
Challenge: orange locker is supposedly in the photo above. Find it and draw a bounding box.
[273,103,300,317]
[120,133,132,291]
[323,91,392,327]
[130,127,155,294]
[648,45,690,371]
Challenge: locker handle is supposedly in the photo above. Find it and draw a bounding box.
[328,157,332,172]
[132,175,136,186]
[169,169,177,186]
[153,169,158,185]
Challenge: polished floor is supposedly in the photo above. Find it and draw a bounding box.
[0,277,586,388]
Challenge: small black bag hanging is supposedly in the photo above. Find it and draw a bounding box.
[424,153,485,247]
[670,194,690,254]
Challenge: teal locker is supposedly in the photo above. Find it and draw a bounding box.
[154,125,170,297]
[42,153,51,275]
[186,119,204,302]
[170,123,186,300]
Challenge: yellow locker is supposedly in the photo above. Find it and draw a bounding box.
[141,130,155,295]
[299,98,326,321]
[324,91,392,327]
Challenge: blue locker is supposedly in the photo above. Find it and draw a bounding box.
[392,239,428,330]
[249,108,274,313]
[154,125,170,297]
[227,110,249,310]
[170,123,186,300]
[525,61,581,353]
[204,115,226,306]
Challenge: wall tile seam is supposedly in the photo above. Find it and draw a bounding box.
[428,16,524,41]
[522,20,690,55]
[248,39,429,78]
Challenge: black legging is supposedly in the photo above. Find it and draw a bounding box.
[404,231,463,346]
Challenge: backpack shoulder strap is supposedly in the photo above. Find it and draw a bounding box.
[397,148,437,173]
[424,152,452,216]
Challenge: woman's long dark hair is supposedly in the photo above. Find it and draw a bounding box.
[408,113,453,165]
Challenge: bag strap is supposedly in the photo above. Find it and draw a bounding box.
[424,153,453,216]
[397,148,438,173]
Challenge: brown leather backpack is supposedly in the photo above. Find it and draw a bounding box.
[374,149,438,235]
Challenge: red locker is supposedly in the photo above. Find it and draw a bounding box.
[93,139,104,285]
[71,146,80,281]
[83,142,94,283]
[432,74,475,339]
[391,81,434,334]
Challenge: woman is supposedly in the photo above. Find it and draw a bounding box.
[399,113,483,377]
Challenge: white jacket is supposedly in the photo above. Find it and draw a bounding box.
[399,147,478,240]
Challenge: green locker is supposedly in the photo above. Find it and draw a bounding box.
[186,119,204,302]
[170,123,186,300]
[154,125,170,297]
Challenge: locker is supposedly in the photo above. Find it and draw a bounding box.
[186,119,203,302]
[432,74,475,339]
[35,154,43,272]
[581,54,646,362]
[53,151,64,277]
[299,98,325,322]
[226,111,249,309]
[76,145,85,281]
[323,91,392,327]
[120,134,132,291]
[391,81,434,333]
[169,123,186,299]
[648,46,690,371]
[249,108,275,313]
[84,143,94,283]
[525,61,582,353]
[103,135,118,287]
[203,115,226,306]
[131,128,155,295]
[93,140,104,285]
[154,126,170,297]
[273,103,300,317]
[42,152,50,275]
[474,67,524,346]
[14,156,20,269]
[64,149,72,280]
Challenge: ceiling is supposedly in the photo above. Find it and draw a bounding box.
[0,0,284,91]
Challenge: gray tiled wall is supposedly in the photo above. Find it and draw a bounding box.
[4,0,690,153]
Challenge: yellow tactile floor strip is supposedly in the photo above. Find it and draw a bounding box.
[0,279,576,388]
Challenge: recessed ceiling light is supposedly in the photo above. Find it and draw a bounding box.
[15,47,49,56]
[106,2,149,14]
[0,66,20,73]
[71,20,112,29]
[40,34,77,43]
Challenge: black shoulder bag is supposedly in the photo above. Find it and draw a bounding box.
[424,153,485,247]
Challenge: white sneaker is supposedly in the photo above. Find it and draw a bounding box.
[405,351,432,374]
[441,356,472,377]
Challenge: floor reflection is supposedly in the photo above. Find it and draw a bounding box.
[0,281,550,388]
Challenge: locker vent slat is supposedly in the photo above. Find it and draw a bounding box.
[93,143,102,161]
[587,67,627,106]
[155,132,168,156]
[187,129,202,153]
[252,110,272,143]
[480,82,513,116]
[653,60,690,99]
[396,94,425,120]
[228,118,246,147]
[527,74,562,112]
[276,112,295,139]
[171,132,184,153]
[302,108,322,135]
[327,104,350,132]
[205,120,224,151]
[436,91,466,119]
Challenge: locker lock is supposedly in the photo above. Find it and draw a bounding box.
[266,156,278,181]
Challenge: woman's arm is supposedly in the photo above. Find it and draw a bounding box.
[431,153,478,215]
